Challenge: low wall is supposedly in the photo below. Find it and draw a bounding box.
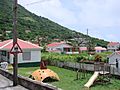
[48,60,120,76]
[0,68,58,90]
[48,60,94,71]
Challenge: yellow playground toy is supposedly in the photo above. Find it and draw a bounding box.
[29,60,60,82]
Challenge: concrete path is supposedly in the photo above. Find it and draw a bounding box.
[0,74,28,90]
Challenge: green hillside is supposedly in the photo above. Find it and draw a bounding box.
[0,0,108,47]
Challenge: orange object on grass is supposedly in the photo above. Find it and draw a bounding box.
[30,60,60,82]
[30,69,60,82]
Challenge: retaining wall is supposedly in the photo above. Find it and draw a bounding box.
[0,68,59,90]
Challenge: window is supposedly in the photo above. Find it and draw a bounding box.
[56,48,61,51]
[23,52,31,60]
[112,46,114,48]
[116,59,119,68]
[68,48,71,52]
[2,51,6,56]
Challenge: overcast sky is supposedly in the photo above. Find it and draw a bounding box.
[18,0,120,42]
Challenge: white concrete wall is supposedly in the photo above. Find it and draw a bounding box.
[109,53,120,68]
[9,49,41,64]
[65,52,79,54]
[95,50,106,53]
[95,50,101,53]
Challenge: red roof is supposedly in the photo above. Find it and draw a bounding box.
[47,42,72,48]
[108,42,119,46]
[95,47,107,50]
[0,39,42,50]
[47,42,63,47]
[0,39,12,47]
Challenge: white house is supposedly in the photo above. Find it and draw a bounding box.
[46,42,79,54]
[108,51,120,69]
[107,42,120,52]
[79,46,107,53]
[0,39,42,66]
[95,47,107,53]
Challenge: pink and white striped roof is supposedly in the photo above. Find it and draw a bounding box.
[0,39,42,50]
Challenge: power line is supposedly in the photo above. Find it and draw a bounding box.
[0,0,50,30]
[25,0,50,6]
[0,0,49,23]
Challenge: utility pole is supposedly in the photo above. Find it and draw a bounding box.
[87,28,90,52]
[87,28,88,36]
[13,0,18,86]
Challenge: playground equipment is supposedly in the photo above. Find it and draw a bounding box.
[29,60,60,82]
[84,62,111,88]
[84,71,99,88]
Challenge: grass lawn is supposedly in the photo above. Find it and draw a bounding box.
[15,66,120,90]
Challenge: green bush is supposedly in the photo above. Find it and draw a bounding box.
[76,56,83,62]
[42,52,81,62]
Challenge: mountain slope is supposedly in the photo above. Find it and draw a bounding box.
[0,0,108,47]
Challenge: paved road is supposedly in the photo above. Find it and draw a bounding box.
[0,74,28,90]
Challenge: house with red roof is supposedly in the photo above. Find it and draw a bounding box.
[79,46,107,53]
[0,39,42,66]
[108,51,120,69]
[46,42,79,54]
[107,42,120,52]
[95,47,107,53]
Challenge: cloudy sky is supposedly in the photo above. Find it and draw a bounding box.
[18,0,120,42]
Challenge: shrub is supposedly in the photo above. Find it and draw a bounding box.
[41,52,110,63]
[76,56,83,62]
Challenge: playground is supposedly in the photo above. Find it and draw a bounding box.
[9,65,120,90]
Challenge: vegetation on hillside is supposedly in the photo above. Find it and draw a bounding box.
[0,0,108,47]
